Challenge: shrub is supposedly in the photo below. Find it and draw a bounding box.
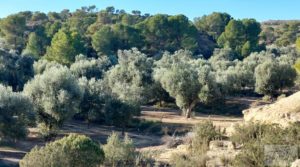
[231,123,276,144]
[20,134,104,167]
[104,98,140,134]
[233,141,265,167]
[192,120,222,143]
[103,132,136,166]
[134,151,156,167]
[232,123,300,167]
[131,119,163,135]
[170,152,207,167]
[171,121,221,167]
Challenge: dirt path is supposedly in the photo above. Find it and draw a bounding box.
[140,106,243,129]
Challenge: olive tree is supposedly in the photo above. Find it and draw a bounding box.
[33,59,62,74]
[20,134,104,167]
[0,50,34,91]
[70,54,113,79]
[106,48,153,104]
[255,60,297,96]
[77,77,106,126]
[154,50,220,118]
[0,84,33,140]
[23,66,83,138]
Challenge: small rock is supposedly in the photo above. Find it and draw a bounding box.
[291,159,300,167]
[209,140,235,150]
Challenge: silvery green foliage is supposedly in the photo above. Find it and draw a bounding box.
[154,50,220,118]
[77,77,107,123]
[33,59,62,75]
[209,48,237,71]
[70,54,112,79]
[267,45,299,65]
[106,48,153,104]
[215,51,275,93]
[0,84,33,140]
[0,50,34,91]
[255,59,297,96]
[23,66,83,130]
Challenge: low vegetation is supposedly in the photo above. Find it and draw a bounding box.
[231,123,300,167]
[20,134,104,167]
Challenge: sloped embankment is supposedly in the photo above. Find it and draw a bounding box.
[243,92,300,127]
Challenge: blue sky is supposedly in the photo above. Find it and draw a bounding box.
[1,0,299,21]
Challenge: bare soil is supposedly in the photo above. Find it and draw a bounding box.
[0,96,260,166]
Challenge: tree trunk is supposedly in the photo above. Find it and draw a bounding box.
[185,107,192,118]
[122,124,125,136]
[184,100,198,119]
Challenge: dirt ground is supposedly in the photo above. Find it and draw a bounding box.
[0,96,260,166]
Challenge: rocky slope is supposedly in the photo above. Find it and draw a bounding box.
[243,92,300,127]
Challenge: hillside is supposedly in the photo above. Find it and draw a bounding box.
[243,92,300,127]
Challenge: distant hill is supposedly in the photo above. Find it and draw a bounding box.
[261,20,300,26]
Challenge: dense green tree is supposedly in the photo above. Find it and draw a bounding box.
[194,12,232,40]
[91,24,142,55]
[45,29,85,65]
[154,50,220,118]
[0,84,33,140]
[218,20,245,55]
[0,14,27,51]
[242,19,261,43]
[47,12,61,22]
[30,12,48,22]
[91,26,117,55]
[218,19,261,57]
[113,24,143,50]
[20,134,104,167]
[66,7,97,36]
[23,66,83,138]
[136,14,199,55]
[23,32,44,59]
[44,21,62,39]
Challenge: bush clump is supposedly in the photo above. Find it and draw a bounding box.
[171,121,222,167]
[20,134,104,167]
[103,132,136,167]
[232,123,300,167]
